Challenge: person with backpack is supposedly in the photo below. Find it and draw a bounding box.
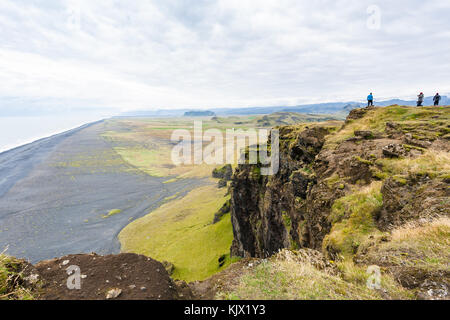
[417,92,424,106]
[433,93,441,106]
[367,93,374,107]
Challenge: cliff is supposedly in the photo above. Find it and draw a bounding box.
[229,105,449,298]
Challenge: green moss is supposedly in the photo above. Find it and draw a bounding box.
[324,182,383,258]
[251,166,261,179]
[353,156,373,166]
[392,175,408,185]
[402,144,426,153]
[102,209,122,218]
[325,173,341,189]
[370,167,389,180]
[282,214,292,232]
[0,255,37,300]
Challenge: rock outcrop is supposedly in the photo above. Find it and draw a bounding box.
[230,106,449,259]
[230,125,338,257]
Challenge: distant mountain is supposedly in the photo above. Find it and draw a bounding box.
[184,110,216,117]
[376,95,449,106]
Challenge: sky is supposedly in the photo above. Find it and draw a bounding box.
[0,0,449,112]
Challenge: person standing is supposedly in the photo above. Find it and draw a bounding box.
[367,92,374,107]
[417,92,424,106]
[433,93,441,106]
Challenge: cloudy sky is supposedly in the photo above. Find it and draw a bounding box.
[0,0,449,112]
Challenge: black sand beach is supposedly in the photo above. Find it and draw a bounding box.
[0,120,205,263]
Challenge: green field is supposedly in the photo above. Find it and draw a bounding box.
[119,184,234,282]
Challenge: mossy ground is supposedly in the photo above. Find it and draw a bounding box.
[0,254,36,300]
[323,181,383,258]
[364,217,450,273]
[376,149,450,180]
[323,106,449,258]
[119,185,233,282]
[324,106,450,149]
[220,250,412,300]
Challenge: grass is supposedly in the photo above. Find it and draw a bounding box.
[376,149,450,179]
[365,217,450,272]
[119,185,234,282]
[103,118,250,179]
[323,181,383,258]
[220,249,412,300]
[0,253,36,300]
[324,106,450,149]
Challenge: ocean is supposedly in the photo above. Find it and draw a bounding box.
[0,114,112,153]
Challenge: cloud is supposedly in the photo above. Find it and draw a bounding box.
[0,0,449,112]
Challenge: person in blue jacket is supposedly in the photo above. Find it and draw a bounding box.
[367,93,374,107]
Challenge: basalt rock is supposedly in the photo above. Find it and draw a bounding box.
[230,126,335,258]
[382,143,407,158]
[377,176,450,230]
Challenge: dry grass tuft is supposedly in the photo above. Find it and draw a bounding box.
[219,249,412,300]
[0,250,37,300]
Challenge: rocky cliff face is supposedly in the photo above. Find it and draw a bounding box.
[230,106,450,260]
[230,124,340,257]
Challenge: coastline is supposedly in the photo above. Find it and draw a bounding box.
[0,116,111,154]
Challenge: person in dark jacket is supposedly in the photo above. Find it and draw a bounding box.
[433,93,441,106]
[367,93,374,107]
[417,92,424,106]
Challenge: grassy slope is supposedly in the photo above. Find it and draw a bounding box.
[119,185,233,282]
[364,217,450,273]
[0,254,36,300]
[220,250,412,300]
[324,105,449,149]
[323,106,449,257]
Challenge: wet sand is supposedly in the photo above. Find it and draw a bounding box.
[0,120,205,263]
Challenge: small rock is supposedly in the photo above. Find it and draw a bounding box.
[162,261,175,275]
[61,260,70,266]
[24,274,40,284]
[81,275,87,279]
[106,288,122,299]
[128,285,136,289]
[382,144,406,158]
[218,179,227,188]
[140,287,147,291]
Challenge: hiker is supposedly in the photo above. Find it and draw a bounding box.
[433,93,441,106]
[417,92,424,106]
[367,93,374,107]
